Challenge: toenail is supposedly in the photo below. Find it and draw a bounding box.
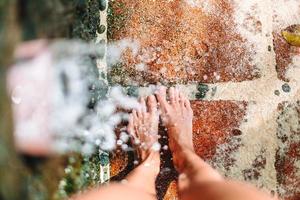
[144,163,150,167]
[179,173,187,180]
[135,139,141,145]
[121,179,128,184]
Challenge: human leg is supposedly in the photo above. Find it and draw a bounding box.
[156,86,274,200]
[75,95,160,200]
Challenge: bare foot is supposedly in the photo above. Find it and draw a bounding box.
[155,86,194,171]
[127,95,160,174]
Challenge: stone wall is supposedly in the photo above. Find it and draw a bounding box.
[108,1,300,200]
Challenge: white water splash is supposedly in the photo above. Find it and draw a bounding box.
[8,40,141,156]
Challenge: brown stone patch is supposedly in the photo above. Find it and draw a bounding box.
[275,101,300,200]
[191,100,247,160]
[110,150,129,178]
[157,100,247,199]
[273,32,293,82]
[109,0,260,85]
[243,150,267,181]
[163,181,178,200]
[273,30,300,82]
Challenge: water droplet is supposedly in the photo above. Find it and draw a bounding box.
[120,132,129,143]
[144,163,150,167]
[95,139,101,145]
[135,139,140,145]
[64,167,72,174]
[11,86,23,104]
[151,142,161,151]
[121,179,128,184]
[117,139,123,146]
[121,144,128,151]
[133,160,139,165]
[163,145,168,150]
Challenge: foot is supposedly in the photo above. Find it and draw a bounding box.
[155,86,194,172]
[127,95,160,174]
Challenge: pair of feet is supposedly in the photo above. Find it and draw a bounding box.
[127,86,194,174]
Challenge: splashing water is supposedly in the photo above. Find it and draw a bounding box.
[7,39,142,156]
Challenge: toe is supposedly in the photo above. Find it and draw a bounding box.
[155,86,169,112]
[180,93,192,113]
[169,87,175,104]
[137,97,146,118]
[179,91,185,107]
[147,95,157,114]
[127,114,137,139]
[174,87,180,103]
[132,110,138,121]
[139,97,147,113]
[184,99,193,115]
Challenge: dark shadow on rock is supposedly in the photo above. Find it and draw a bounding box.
[155,124,178,200]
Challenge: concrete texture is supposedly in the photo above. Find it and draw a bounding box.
[108,1,300,200]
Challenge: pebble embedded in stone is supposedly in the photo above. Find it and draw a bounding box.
[97,25,106,34]
[99,0,107,11]
[196,83,209,99]
[282,83,291,93]
[268,45,272,52]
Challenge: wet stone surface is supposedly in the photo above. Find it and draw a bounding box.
[108,0,261,85]
[275,101,300,200]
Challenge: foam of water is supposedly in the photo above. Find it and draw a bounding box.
[8,40,142,156]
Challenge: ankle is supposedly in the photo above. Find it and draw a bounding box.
[139,151,160,175]
[173,148,197,173]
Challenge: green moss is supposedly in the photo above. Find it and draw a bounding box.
[14,0,104,41]
[127,86,139,97]
[56,152,109,199]
[196,83,209,99]
[108,63,135,85]
[107,1,131,40]
[72,0,101,41]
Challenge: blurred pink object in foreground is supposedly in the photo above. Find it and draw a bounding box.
[7,40,54,156]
